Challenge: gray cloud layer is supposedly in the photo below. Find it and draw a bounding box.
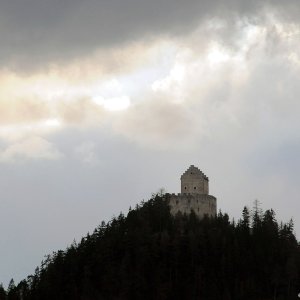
[1,0,299,69]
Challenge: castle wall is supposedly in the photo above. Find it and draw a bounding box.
[169,194,217,218]
[181,176,209,194]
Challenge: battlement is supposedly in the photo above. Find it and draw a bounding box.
[169,193,216,218]
[181,165,209,181]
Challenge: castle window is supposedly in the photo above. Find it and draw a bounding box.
[184,187,187,190]
[188,199,190,204]
[176,200,179,205]
[194,187,196,190]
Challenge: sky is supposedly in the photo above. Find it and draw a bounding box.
[0,0,300,286]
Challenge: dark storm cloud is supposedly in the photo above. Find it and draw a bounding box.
[0,0,298,69]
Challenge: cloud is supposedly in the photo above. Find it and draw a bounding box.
[0,39,165,134]
[113,98,195,149]
[0,98,49,126]
[105,15,300,150]
[0,2,299,159]
[0,0,300,70]
[0,13,299,150]
[0,136,63,163]
[73,141,99,165]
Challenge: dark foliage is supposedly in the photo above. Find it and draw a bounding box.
[4,195,300,299]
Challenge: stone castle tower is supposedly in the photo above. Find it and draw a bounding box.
[169,165,217,218]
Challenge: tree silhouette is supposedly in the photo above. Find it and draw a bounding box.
[3,195,300,300]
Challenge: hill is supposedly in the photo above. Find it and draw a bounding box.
[3,194,300,300]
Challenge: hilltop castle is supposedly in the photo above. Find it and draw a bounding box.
[169,165,217,218]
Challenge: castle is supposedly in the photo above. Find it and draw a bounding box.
[169,165,217,218]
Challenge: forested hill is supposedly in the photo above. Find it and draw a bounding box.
[2,195,300,300]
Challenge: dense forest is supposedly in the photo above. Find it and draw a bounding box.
[1,194,300,300]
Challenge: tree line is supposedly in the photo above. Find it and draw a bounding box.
[1,195,300,299]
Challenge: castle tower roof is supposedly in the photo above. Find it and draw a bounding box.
[181,165,209,181]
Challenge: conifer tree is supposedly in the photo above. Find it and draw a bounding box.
[0,284,6,300]
[3,196,300,300]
